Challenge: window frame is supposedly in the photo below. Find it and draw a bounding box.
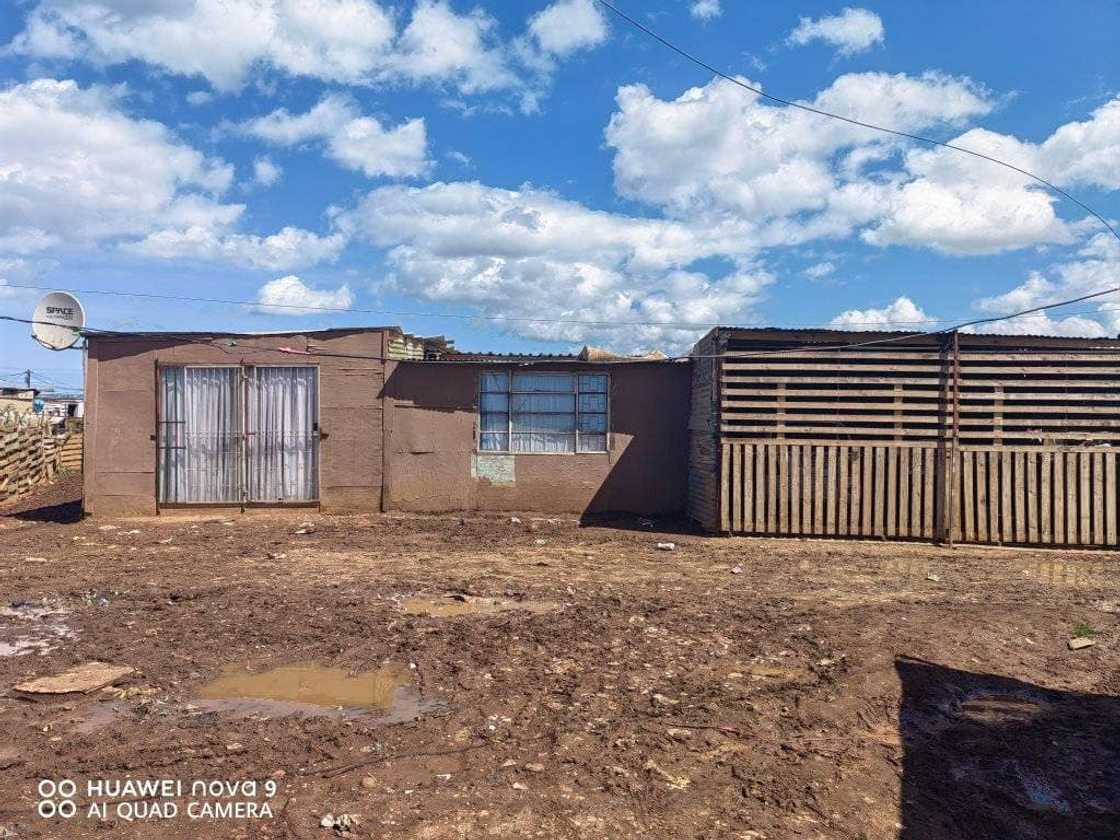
[476,369,610,455]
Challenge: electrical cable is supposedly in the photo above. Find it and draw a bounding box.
[593,0,1120,247]
[5,281,1120,364]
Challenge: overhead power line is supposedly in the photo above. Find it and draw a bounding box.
[593,0,1120,247]
[2,283,1118,334]
[8,284,1117,364]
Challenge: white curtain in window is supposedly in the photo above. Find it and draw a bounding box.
[247,367,319,502]
[159,366,241,503]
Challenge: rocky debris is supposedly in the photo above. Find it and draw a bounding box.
[319,813,360,834]
[97,525,117,532]
[102,684,159,700]
[16,662,134,695]
[360,776,377,790]
[524,762,545,773]
[643,759,691,789]
[1068,637,1096,650]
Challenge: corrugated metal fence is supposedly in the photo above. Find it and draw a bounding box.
[717,336,1120,548]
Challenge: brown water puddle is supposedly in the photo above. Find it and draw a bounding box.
[400,594,561,618]
[194,662,439,722]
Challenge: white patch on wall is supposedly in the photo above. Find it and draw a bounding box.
[471,454,515,485]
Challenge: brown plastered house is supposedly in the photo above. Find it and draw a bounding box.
[82,327,692,518]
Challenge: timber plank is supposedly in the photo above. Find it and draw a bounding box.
[873,447,886,537]
[962,450,974,542]
[1093,452,1105,545]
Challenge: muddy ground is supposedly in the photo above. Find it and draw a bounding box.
[0,476,1118,840]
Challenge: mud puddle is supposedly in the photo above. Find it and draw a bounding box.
[194,662,441,723]
[400,593,561,618]
[0,601,75,656]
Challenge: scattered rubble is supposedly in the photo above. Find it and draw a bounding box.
[15,662,134,695]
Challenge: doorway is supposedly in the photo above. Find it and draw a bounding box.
[157,365,319,504]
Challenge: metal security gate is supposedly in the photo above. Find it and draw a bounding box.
[157,365,319,505]
[710,330,1120,547]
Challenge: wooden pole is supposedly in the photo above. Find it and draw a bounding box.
[947,331,962,546]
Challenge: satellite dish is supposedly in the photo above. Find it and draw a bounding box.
[32,292,85,350]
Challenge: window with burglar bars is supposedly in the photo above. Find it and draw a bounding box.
[479,371,608,453]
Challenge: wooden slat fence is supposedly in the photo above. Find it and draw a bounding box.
[715,335,1120,548]
[0,417,79,503]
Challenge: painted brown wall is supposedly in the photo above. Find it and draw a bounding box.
[382,361,692,516]
[83,329,387,516]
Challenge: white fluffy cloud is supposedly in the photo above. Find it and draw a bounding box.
[0,77,343,272]
[126,225,347,271]
[340,181,770,350]
[0,257,43,298]
[254,274,354,314]
[969,233,1120,337]
[242,94,430,178]
[830,296,936,330]
[690,0,722,21]
[528,0,607,56]
[605,72,991,226]
[6,0,608,108]
[803,261,835,280]
[865,95,1120,254]
[0,78,238,245]
[252,157,282,187]
[8,0,396,91]
[606,72,1120,257]
[787,7,884,56]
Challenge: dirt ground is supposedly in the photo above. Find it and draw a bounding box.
[1,476,1118,840]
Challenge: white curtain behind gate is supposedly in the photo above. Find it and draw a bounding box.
[247,367,318,502]
[159,367,241,503]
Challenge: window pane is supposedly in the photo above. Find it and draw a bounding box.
[578,413,606,433]
[481,372,509,392]
[579,374,607,393]
[512,432,575,453]
[513,413,575,433]
[480,393,508,412]
[578,393,606,413]
[513,373,575,392]
[480,412,508,432]
[479,432,509,451]
[512,393,574,412]
[578,433,607,452]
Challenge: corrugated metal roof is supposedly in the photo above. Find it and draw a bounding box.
[441,351,580,362]
[704,326,1120,348]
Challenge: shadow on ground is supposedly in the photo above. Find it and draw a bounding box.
[576,511,705,535]
[897,655,1120,840]
[0,474,84,524]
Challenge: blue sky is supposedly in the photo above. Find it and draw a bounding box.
[1,0,1119,392]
